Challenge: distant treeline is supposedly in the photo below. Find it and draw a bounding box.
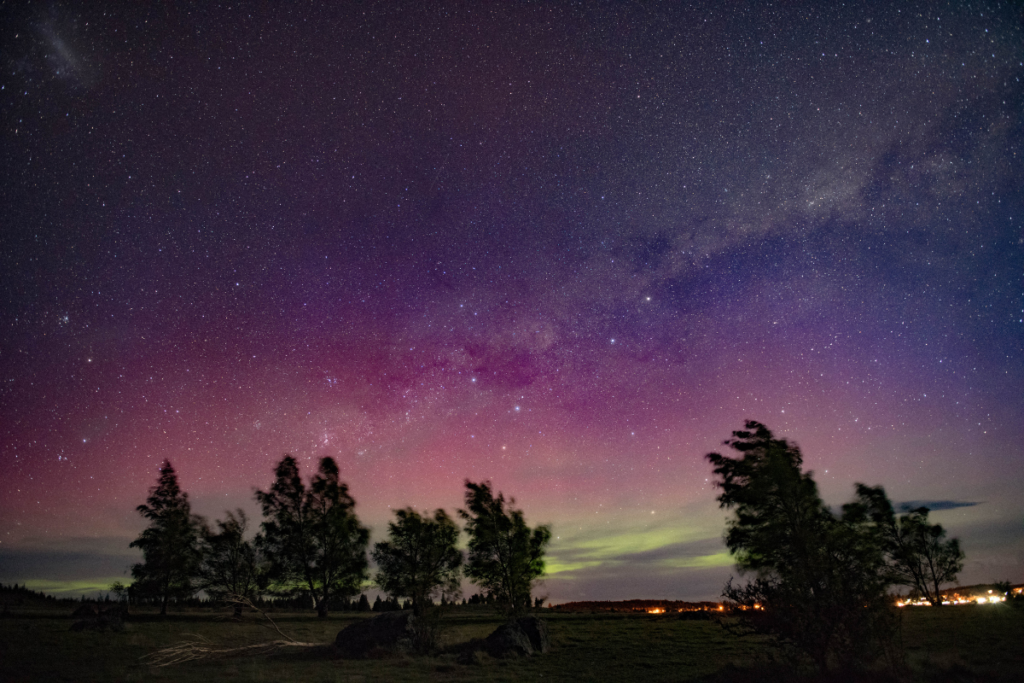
[114,590,525,612]
[553,599,721,612]
[0,583,509,613]
[0,583,76,606]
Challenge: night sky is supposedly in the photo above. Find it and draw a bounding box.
[2,1,1022,602]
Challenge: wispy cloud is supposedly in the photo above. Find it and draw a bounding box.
[897,500,980,512]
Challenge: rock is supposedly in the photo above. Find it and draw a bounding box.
[100,610,125,632]
[70,619,100,632]
[485,616,550,658]
[69,605,126,632]
[71,603,101,618]
[515,615,550,654]
[456,646,487,665]
[69,614,123,632]
[334,611,418,659]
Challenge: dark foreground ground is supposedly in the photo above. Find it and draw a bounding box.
[1,603,1022,682]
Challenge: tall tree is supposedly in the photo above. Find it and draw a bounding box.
[852,484,964,606]
[459,480,551,616]
[129,460,205,615]
[255,455,369,618]
[707,422,897,673]
[199,509,269,617]
[372,508,463,616]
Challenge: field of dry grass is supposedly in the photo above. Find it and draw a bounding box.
[1,602,1021,682]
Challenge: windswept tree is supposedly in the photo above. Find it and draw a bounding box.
[459,480,551,616]
[199,509,269,617]
[372,508,463,616]
[256,455,369,618]
[707,422,898,673]
[852,484,964,606]
[130,460,205,615]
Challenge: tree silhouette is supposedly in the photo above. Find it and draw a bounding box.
[372,508,463,616]
[199,509,269,617]
[459,480,551,616]
[129,460,205,615]
[852,484,964,605]
[255,455,369,618]
[707,422,898,673]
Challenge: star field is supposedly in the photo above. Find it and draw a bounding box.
[1,1,1022,600]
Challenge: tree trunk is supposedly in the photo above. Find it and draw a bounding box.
[160,593,168,616]
[316,599,329,618]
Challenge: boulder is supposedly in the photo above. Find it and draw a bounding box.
[71,603,101,618]
[485,616,550,658]
[456,645,487,666]
[69,605,126,632]
[69,614,123,632]
[516,615,550,653]
[334,610,418,658]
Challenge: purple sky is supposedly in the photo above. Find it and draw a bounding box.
[2,1,1022,602]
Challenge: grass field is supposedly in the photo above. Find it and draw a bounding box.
[1,603,1021,682]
